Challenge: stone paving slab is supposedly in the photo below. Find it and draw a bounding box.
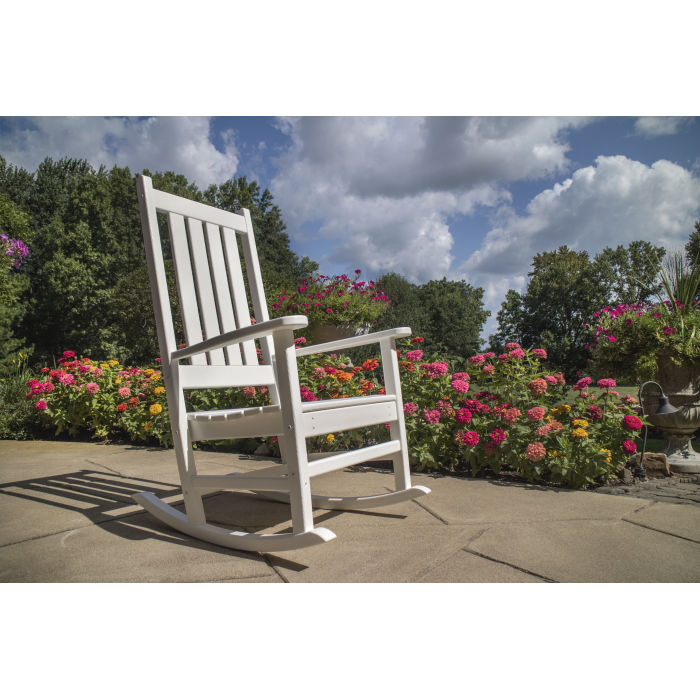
[0,509,276,583]
[267,523,482,583]
[412,474,646,524]
[413,548,546,583]
[467,520,700,582]
[622,502,700,542]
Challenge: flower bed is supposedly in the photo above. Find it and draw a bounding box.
[24,339,643,488]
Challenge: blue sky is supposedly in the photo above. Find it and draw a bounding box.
[1,116,699,339]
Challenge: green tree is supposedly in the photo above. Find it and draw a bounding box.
[0,195,33,372]
[374,272,430,335]
[489,241,667,378]
[685,221,700,265]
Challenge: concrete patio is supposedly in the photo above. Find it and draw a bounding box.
[1,439,698,582]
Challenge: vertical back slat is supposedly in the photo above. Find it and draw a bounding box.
[205,222,242,365]
[187,217,225,365]
[222,226,258,365]
[240,209,277,398]
[168,213,206,365]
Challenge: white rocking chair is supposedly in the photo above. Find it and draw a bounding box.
[134,175,429,552]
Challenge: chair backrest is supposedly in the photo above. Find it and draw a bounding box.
[137,174,277,392]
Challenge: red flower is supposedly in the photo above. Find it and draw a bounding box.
[117,403,127,412]
[410,336,424,343]
[362,358,379,371]
[622,414,643,431]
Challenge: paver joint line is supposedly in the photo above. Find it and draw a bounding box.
[620,518,700,545]
[461,547,557,582]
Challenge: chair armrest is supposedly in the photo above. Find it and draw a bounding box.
[171,316,308,360]
[295,327,412,357]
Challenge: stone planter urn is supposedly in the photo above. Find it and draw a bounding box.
[307,322,370,345]
[644,354,700,474]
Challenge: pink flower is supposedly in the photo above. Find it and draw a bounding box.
[548,420,564,432]
[92,367,104,377]
[509,348,526,359]
[527,406,546,422]
[525,442,546,462]
[423,409,441,423]
[498,353,509,363]
[451,371,470,382]
[597,378,616,389]
[481,364,495,375]
[531,348,547,359]
[502,408,521,424]
[622,440,637,454]
[455,430,480,447]
[294,337,307,346]
[622,414,642,431]
[85,382,99,395]
[118,387,130,398]
[300,386,318,402]
[527,378,548,396]
[59,373,75,386]
[243,386,257,398]
[504,342,521,351]
[420,361,449,378]
[312,367,327,379]
[405,349,423,362]
[468,354,485,365]
[35,399,47,411]
[455,408,473,424]
[544,375,557,385]
[663,325,675,334]
[403,402,419,416]
[43,381,54,394]
[622,394,637,405]
[490,428,507,444]
[62,350,75,359]
[607,336,617,342]
[535,424,551,437]
[573,377,593,391]
[450,379,470,394]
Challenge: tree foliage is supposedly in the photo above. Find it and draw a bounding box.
[489,241,666,378]
[376,273,489,358]
[0,155,318,366]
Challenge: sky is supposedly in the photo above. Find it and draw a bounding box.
[1,115,698,340]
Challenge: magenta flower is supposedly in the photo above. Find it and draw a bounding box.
[403,402,419,416]
[531,348,547,359]
[455,430,479,447]
[509,348,526,359]
[468,354,485,366]
[405,349,423,362]
[622,414,643,431]
[35,400,47,411]
[597,378,616,389]
[663,325,675,334]
[243,386,257,398]
[504,342,521,351]
[85,382,99,395]
[481,364,495,375]
[622,440,637,454]
[490,428,507,444]
[455,408,473,424]
[423,409,441,424]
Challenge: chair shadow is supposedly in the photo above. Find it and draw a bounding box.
[1,466,409,569]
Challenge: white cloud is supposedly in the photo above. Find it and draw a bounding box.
[272,116,591,281]
[461,155,700,338]
[0,116,239,187]
[634,116,695,137]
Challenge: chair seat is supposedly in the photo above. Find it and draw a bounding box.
[187,393,398,422]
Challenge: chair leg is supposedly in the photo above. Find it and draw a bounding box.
[174,431,206,526]
[277,434,315,534]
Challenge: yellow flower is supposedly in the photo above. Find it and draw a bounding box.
[149,403,163,416]
[572,427,588,440]
[114,378,122,385]
[548,449,560,457]
[600,448,612,463]
[144,421,153,432]
[326,434,335,443]
[153,386,166,396]
[108,360,119,366]
[556,404,571,414]
[572,418,589,428]
[100,363,110,369]
[144,369,154,377]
